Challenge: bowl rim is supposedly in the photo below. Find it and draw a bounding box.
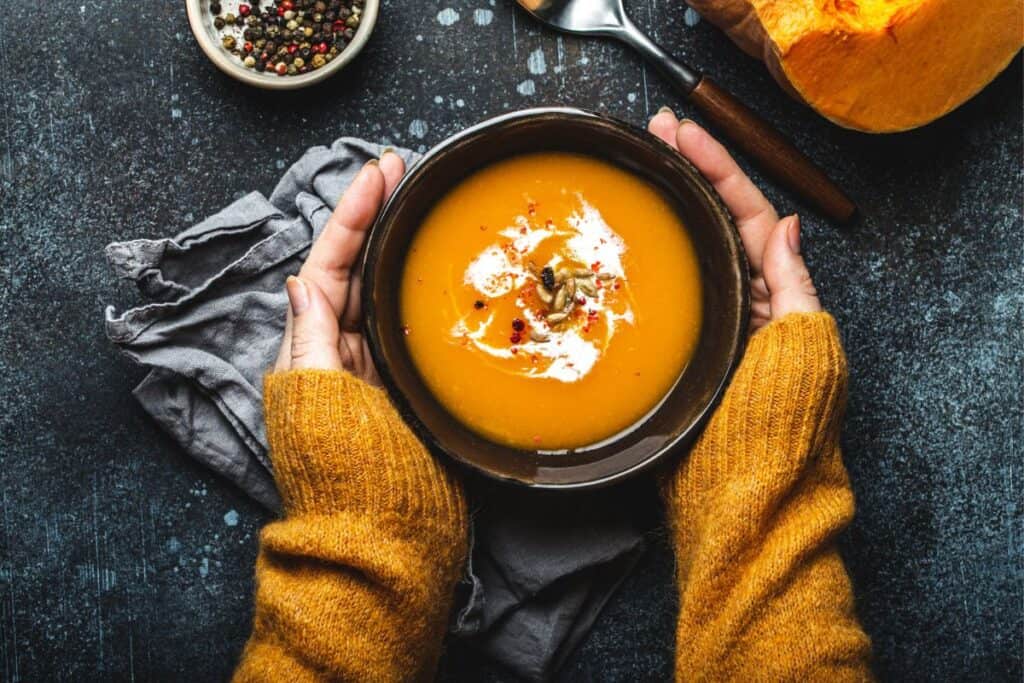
[362,107,750,489]
[184,0,379,90]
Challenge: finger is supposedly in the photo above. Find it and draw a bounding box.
[274,305,295,372]
[360,338,382,387]
[341,331,366,376]
[379,150,406,201]
[299,161,386,316]
[647,106,680,147]
[286,276,344,370]
[749,276,772,333]
[674,120,778,273]
[761,215,822,321]
[341,273,363,333]
[339,152,402,330]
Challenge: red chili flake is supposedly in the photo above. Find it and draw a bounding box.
[510,333,522,344]
[527,202,537,215]
[613,283,620,290]
[511,318,525,332]
[474,300,485,310]
[511,347,519,354]
[576,296,585,305]
[532,435,541,444]
[479,225,488,231]
[591,261,602,272]
[519,226,527,235]
[545,219,553,226]
[401,326,411,336]
[238,3,251,16]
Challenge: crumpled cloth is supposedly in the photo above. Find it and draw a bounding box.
[104,137,647,681]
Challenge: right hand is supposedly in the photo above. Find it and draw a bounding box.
[648,109,822,332]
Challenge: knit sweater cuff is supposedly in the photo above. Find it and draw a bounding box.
[263,369,466,532]
[666,312,848,502]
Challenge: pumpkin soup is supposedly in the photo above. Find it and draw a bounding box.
[400,152,702,450]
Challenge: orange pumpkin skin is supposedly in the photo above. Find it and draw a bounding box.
[686,0,1023,132]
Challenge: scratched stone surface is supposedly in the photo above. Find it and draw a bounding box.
[0,0,1021,680]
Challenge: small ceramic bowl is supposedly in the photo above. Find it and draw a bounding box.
[184,0,378,90]
[362,108,750,489]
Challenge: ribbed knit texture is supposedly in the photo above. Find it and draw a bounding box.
[661,312,873,681]
[233,370,468,683]
[234,312,872,682]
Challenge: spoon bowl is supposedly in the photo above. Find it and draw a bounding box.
[516,0,630,37]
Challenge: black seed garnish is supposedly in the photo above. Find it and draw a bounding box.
[474,300,485,310]
[541,266,555,290]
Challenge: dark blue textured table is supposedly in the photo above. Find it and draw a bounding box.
[0,1,1020,680]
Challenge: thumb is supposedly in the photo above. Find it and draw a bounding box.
[761,215,822,321]
[285,276,344,370]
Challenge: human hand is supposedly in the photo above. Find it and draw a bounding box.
[273,151,407,383]
[648,109,821,331]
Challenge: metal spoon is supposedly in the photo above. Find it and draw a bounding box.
[514,0,857,223]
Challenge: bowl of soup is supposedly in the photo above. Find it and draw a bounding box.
[362,108,749,488]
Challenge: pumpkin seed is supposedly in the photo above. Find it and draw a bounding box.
[555,267,572,284]
[530,329,550,342]
[563,277,576,303]
[597,272,615,281]
[553,284,568,312]
[527,260,541,279]
[546,312,568,324]
[573,269,595,278]
[535,283,553,304]
[578,279,598,297]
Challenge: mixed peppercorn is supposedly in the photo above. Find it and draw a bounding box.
[209,0,363,75]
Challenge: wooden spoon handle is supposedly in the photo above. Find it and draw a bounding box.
[688,77,857,223]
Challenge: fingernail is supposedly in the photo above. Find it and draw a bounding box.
[365,158,379,167]
[657,106,674,116]
[679,117,696,127]
[381,146,395,156]
[285,276,309,315]
[786,215,801,254]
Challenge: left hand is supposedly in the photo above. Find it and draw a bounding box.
[273,151,407,383]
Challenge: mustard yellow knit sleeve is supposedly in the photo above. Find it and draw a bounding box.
[233,370,468,683]
[662,312,873,682]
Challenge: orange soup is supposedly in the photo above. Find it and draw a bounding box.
[400,152,702,450]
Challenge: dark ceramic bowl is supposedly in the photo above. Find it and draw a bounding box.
[362,108,749,489]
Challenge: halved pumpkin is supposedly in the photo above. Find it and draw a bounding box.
[686,0,1023,132]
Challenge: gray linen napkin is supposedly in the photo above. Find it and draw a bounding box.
[104,137,647,681]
